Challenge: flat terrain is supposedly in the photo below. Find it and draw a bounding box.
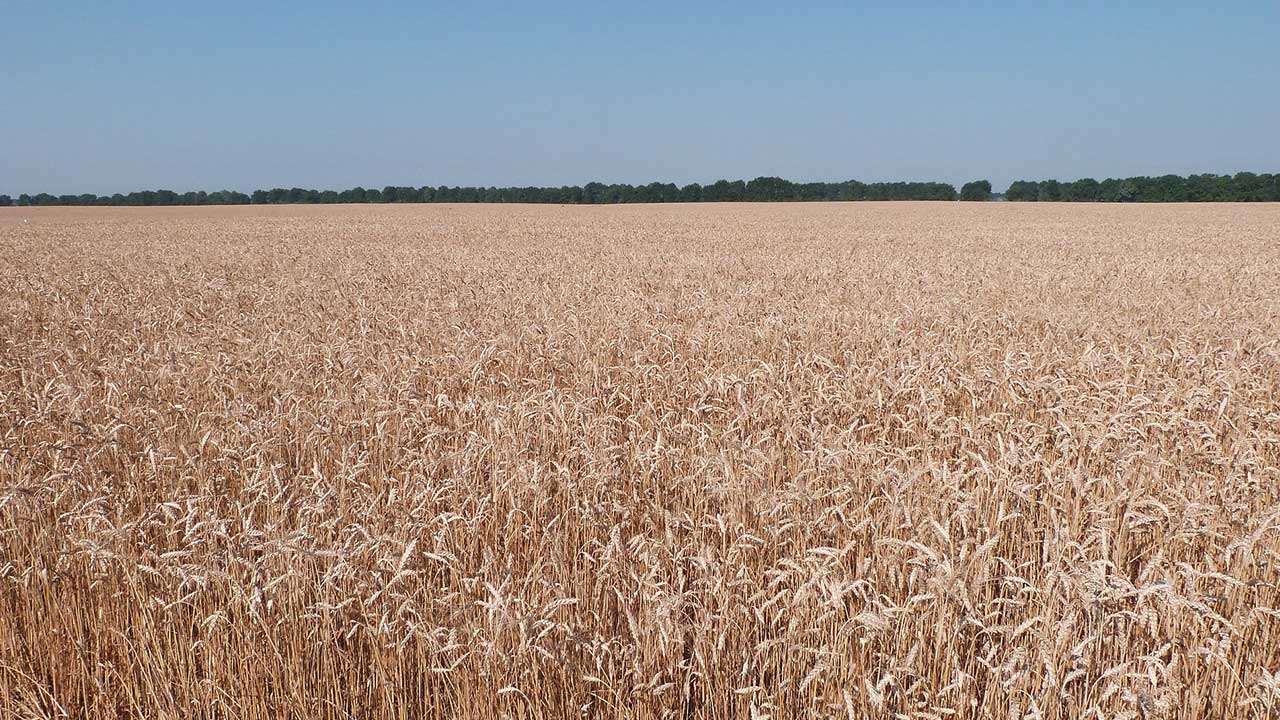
[2,202,1279,719]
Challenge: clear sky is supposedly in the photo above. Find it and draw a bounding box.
[3,1,1277,195]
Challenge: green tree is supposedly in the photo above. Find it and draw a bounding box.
[959,180,992,201]
[1062,179,1100,201]
[705,180,746,202]
[678,183,702,202]
[1005,181,1039,201]
[746,176,795,201]
[1117,180,1139,202]
[1037,180,1062,202]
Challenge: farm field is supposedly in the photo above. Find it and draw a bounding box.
[2,202,1279,718]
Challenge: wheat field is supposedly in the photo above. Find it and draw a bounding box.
[1,202,1279,719]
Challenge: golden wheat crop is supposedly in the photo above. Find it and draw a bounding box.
[1,202,1279,719]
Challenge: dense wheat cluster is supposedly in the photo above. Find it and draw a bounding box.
[2,202,1279,719]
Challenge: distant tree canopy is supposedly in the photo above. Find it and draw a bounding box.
[7,177,959,206]
[11,173,1276,207]
[1004,173,1280,202]
[959,180,992,201]
[14,190,251,207]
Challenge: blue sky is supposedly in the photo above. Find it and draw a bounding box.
[2,1,1277,195]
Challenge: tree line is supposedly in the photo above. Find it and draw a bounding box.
[0,190,251,207]
[6,172,1277,208]
[1,177,959,207]
[1004,172,1280,202]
